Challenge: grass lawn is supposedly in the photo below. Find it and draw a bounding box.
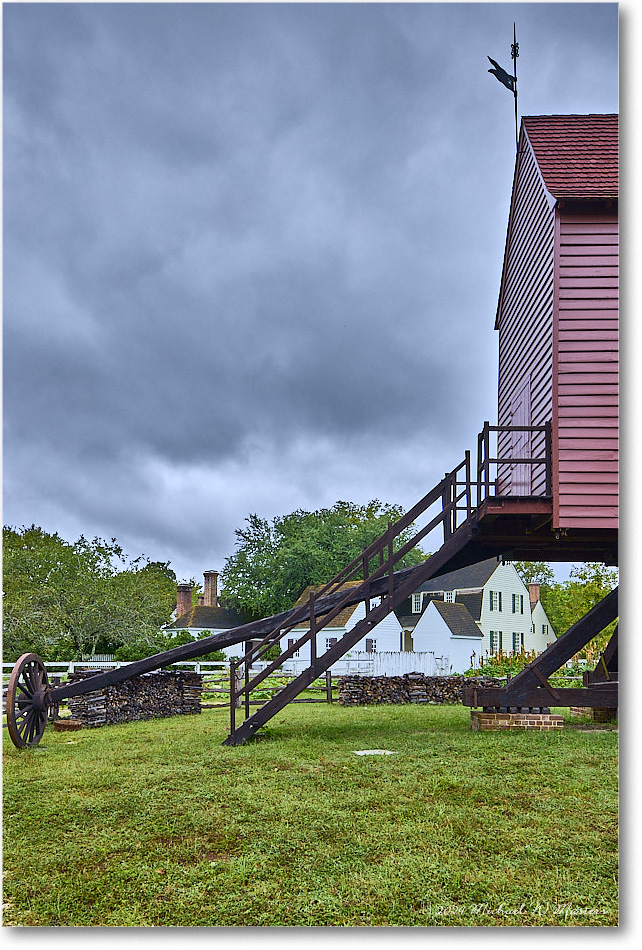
[2,702,618,927]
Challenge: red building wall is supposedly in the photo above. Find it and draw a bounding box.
[495,136,554,497]
[553,208,619,529]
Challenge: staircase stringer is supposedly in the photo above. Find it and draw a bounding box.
[223,521,476,746]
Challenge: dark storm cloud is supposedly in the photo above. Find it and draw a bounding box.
[3,3,620,581]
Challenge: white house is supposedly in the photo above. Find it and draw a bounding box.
[410,600,483,674]
[528,582,555,654]
[279,581,403,670]
[396,558,555,669]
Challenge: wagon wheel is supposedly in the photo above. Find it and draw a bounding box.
[6,653,50,749]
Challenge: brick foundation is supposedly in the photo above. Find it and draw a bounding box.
[569,706,617,722]
[471,710,563,732]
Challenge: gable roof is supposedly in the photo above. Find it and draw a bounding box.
[413,557,501,594]
[291,580,363,629]
[523,114,618,201]
[430,601,483,638]
[166,604,245,631]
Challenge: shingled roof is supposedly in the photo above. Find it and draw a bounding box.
[166,604,245,630]
[523,114,618,201]
[430,601,483,639]
[413,557,501,594]
[291,580,363,629]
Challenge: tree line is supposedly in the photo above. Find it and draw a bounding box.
[3,506,617,664]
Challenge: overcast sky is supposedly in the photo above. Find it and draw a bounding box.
[3,2,620,587]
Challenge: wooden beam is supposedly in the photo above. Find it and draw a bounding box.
[463,684,618,709]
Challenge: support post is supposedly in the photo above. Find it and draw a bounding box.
[326,670,333,703]
[309,590,317,676]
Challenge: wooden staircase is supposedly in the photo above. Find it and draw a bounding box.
[223,430,549,745]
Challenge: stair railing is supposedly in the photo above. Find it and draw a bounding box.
[229,424,552,736]
[477,421,552,501]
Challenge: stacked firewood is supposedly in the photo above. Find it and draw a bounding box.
[337,673,505,706]
[66,669,202,727]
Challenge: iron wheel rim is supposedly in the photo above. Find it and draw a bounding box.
[6,653,49,749]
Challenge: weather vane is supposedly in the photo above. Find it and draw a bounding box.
[488,23,519,153]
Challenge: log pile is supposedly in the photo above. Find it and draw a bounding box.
[337,673,505,706]
[66,669,202,727]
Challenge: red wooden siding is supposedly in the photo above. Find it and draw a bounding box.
[496,134,554,496]
[553,210,618,528]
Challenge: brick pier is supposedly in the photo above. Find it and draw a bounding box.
[471,710,563,732]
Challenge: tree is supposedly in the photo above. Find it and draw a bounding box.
[220,500,429,620]
[512,560,618,660]
[509,561,555,586]
[2,525,177,662]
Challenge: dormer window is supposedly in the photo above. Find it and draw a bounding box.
[444,591,455,603]
[412,592,423,613]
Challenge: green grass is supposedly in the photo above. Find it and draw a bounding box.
[3,703,618,926]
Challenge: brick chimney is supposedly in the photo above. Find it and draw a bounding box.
[528,583,541,605]
[176,583,193,619]
[203,571,219,608]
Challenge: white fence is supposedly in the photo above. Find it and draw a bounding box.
[1,660,228,683]
[3,653,456,684]
[280,652,455,678]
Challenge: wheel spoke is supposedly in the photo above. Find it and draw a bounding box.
[17,715,32,738]
[23,664,37,693]
[26,716,38,745]
[17,681,33,698]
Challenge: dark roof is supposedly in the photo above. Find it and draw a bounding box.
[456,591,483,622]
[167,605,245,630]
[413,557,500,594]
[431,601,483,638]
[523,114,618,200]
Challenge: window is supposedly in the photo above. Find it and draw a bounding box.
[365,639,377,654]
[512,593,524,614]
[490,630,502,654]
[325,637,338,651]
[444,591,455,603]
[512,632,521,654]
[541,624,549,638]
[412,592,423,613]
[287,638,300,659]
[489,591,502,611]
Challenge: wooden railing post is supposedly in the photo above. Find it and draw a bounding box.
[483,422,491,499]
[545,420,553,497]
[309,590,317,675]
[229,660,237,740]
[387,522,394,605]
[442,475,452,542]
[326,670,333,703]
[465,450,472,521]
[476,430,482,507]
[363,554,371,619]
